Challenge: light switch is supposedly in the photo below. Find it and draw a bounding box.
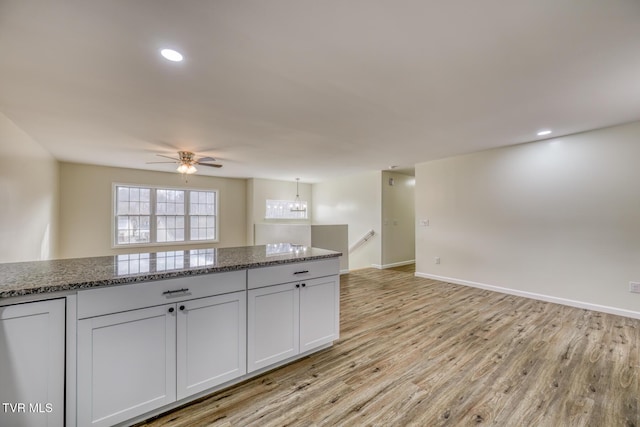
[420,219,429,227]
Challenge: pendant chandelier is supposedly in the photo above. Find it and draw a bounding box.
[290,178,306,212]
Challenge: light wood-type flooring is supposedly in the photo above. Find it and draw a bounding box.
[137,265,639,426]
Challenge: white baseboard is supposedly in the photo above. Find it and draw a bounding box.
[415,271,640,320]
[340,269,350,275]
[372,260,415,270]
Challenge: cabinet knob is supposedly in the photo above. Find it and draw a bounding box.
[302,283,306,287]
[168,307,175,313]
[179,305,185,311]
[295,284,300,288]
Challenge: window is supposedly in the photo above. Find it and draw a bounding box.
[265,199,308,219]
[114,184,217,246]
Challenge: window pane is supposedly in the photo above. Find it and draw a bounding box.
[158,190,184,217]
[116,215,150,244]
[118,187,129,202]
[205,227,215,240]
[157,215,184,242]
[188,191,217,241]
[117,201,128,215]
[118,217,129,229]
[141,202,150,214]
[265,199,308,219]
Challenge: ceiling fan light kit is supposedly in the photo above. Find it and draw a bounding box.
[176,151,198,175]
[147,150,222,178]
[176,163,197,174]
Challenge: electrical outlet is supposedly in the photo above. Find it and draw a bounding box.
[420,219,429,227]
[630,282,640,293]
[435,257,440,264]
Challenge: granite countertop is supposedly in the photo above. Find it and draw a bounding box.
[0,244,341,298]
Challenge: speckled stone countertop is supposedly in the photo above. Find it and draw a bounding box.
[0,244,341,298]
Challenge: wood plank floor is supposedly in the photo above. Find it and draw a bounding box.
[137,266,639,426]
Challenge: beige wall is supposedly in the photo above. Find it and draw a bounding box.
[246,178,312,244]
[58,163,247,258]
[311,224,349,273]
[0,113,59,263]
[381,171,415,267]
[312,171,382,270]
[415,121,640,317]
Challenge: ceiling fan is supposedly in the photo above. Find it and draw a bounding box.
[147,151,222,175]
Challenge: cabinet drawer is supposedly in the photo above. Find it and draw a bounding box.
[247,258,339,289]
[78,270,246,319]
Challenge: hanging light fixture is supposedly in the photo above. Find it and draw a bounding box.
[176,163,197,174]
[290,178,306,212]
[176,151,198,175]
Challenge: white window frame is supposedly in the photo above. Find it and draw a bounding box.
[112,183,219,248]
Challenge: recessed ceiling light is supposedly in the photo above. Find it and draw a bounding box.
[160,48,183,62]
[537,130,552,136]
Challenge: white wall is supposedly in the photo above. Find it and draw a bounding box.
[0,113,58,262]
[381,171,415,267]
[415,121,640,317]
[313,171,381,270]
[246,178,312,245]
[58,162,247,258]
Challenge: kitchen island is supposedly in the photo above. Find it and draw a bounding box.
[0,244,341,427]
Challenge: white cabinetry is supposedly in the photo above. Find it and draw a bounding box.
[0,299,65,427]
[177,292,246,400]
[299,276,340,353]
[77,271,246,427]
[247,258,340,373]
[248,283,300,371]
[77,305,176,427]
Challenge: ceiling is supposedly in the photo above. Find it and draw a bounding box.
[1,1,640,183]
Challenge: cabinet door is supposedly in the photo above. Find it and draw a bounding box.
[0,299,65,427]
[247,283,299,372]
[176,291,247,400]
[299,275,340,353]
[77,305,176,427]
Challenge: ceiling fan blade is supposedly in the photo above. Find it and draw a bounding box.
[146,161,177,164]
[196,162,223,168]
[198,156,216,162]
[157,154,180,161]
